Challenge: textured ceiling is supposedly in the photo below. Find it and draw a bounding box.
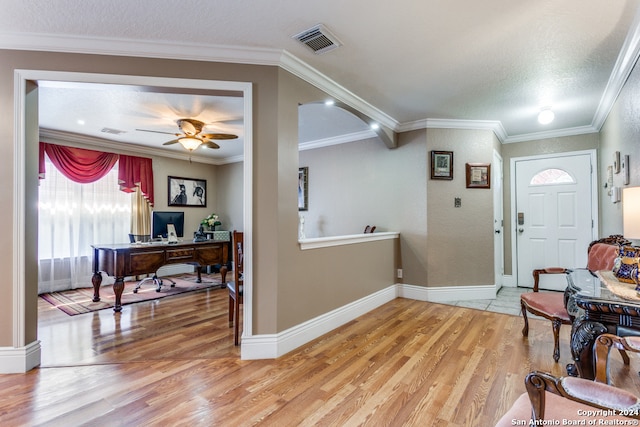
[2,0,640,157]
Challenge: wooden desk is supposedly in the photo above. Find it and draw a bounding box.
[91,240,229,312]
[566,268,640,379]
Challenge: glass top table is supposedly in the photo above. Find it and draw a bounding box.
[565,268,640,379]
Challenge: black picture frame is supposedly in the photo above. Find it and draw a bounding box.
[168,176,207,207]
[430,151,453,180]
[298,167,308,211]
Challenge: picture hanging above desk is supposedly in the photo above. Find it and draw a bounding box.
[168,176,207,207]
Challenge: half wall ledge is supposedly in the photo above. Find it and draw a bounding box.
[299,231,399,250]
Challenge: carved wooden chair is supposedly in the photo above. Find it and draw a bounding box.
[520,235,629,362]
[227,230,244,345]
[497,333,640,425]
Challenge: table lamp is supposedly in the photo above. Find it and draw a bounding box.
[623,187,640,241]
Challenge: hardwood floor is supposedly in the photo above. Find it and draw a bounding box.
[2,286,640,426]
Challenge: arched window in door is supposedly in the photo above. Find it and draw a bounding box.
[529,168,575,186]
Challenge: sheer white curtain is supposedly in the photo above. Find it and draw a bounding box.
[38,157,132,294]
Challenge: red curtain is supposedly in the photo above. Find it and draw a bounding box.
[39,143,154,206]
[39,142,118,183]
[118,154,155,206]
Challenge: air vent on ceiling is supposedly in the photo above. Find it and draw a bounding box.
[292,24,342,55]
[101,127,126,135]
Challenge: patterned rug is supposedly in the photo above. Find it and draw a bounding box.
[39,273,224,316]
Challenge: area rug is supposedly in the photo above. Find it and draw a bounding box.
[39,273,224,316]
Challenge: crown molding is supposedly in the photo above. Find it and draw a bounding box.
[279,50,399,132]
[592,7,640,131]
[501,125,599,144]
[39,128,230,165]
[0,32,282,65]
[299,130,377,152]
[399,118,508,142]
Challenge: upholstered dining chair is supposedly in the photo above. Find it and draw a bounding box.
[227,230,244,345]
[496,333,640,426]
[520,235,629,362]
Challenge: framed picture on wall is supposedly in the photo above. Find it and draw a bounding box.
[168,176,207,207]
[430,151,453,180]
[298,167,308,211]
[465,163,491,188]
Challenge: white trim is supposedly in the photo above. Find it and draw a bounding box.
[14,70,254,367]
[241,284,398,359]
[3,17,640,145]
[509,149,598,288]
[0,341,41,374]
[398,284,496,302]
[298,130,377,152]
[241,282,497,359]
[13,72,27,349]
[299,232,399,250]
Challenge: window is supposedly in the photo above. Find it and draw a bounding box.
[38,157,131,292]
[529,168,575,186]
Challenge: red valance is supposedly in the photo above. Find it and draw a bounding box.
[39,142,118,183]
[118,154,155,206]
[39,142,154,206]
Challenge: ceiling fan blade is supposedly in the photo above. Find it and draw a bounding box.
[201,133,238,140]
[136,128,180,136]
[162,139,180,146]
[202,140,220,149]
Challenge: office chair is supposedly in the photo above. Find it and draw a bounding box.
[128,233,176,293]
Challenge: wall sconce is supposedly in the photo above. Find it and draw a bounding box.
[623,187,640,239]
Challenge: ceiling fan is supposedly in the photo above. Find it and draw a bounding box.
[136,118,238,151]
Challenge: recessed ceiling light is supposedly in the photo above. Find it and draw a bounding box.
[538,108,554,125]
[77,119,85,125]
[324,99,335,106]
[370,123,380,130]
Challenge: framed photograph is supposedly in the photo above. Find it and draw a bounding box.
[431,151,453,180]
[168,176,207,207]
[298,167,308,211]
[465,163,491,189]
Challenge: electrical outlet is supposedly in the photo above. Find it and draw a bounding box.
[397,268,403,279]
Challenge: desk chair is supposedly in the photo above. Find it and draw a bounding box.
[128,233,176,293]
[227,230,243,345]
[520,235,629,362]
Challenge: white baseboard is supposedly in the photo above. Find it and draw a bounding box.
[241,285,399,360]
[241,282,499,359]
[398,283,496,302]
[0,341,41,373]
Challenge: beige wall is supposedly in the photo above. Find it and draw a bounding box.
[426,128,498,287]
[599,54,640,237]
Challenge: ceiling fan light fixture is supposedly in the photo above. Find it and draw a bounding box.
[178,136,202,151]
[538,108,555,125]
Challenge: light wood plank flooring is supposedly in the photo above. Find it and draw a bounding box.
[2,285,639,426]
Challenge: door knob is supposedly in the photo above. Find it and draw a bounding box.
[518,228,524,233]
[495,229,501,234]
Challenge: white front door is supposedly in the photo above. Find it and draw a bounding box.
[515,152,595,290]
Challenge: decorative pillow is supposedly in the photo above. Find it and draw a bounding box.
[613,246,640,284]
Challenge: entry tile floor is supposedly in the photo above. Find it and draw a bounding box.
[441,286,548,318]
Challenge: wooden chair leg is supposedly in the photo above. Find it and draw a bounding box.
[552,319,562,362]
[234,299,240,346]
[521,300,529,337]
[228,295,234,327]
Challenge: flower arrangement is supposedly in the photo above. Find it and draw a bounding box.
[201,213,221,229]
